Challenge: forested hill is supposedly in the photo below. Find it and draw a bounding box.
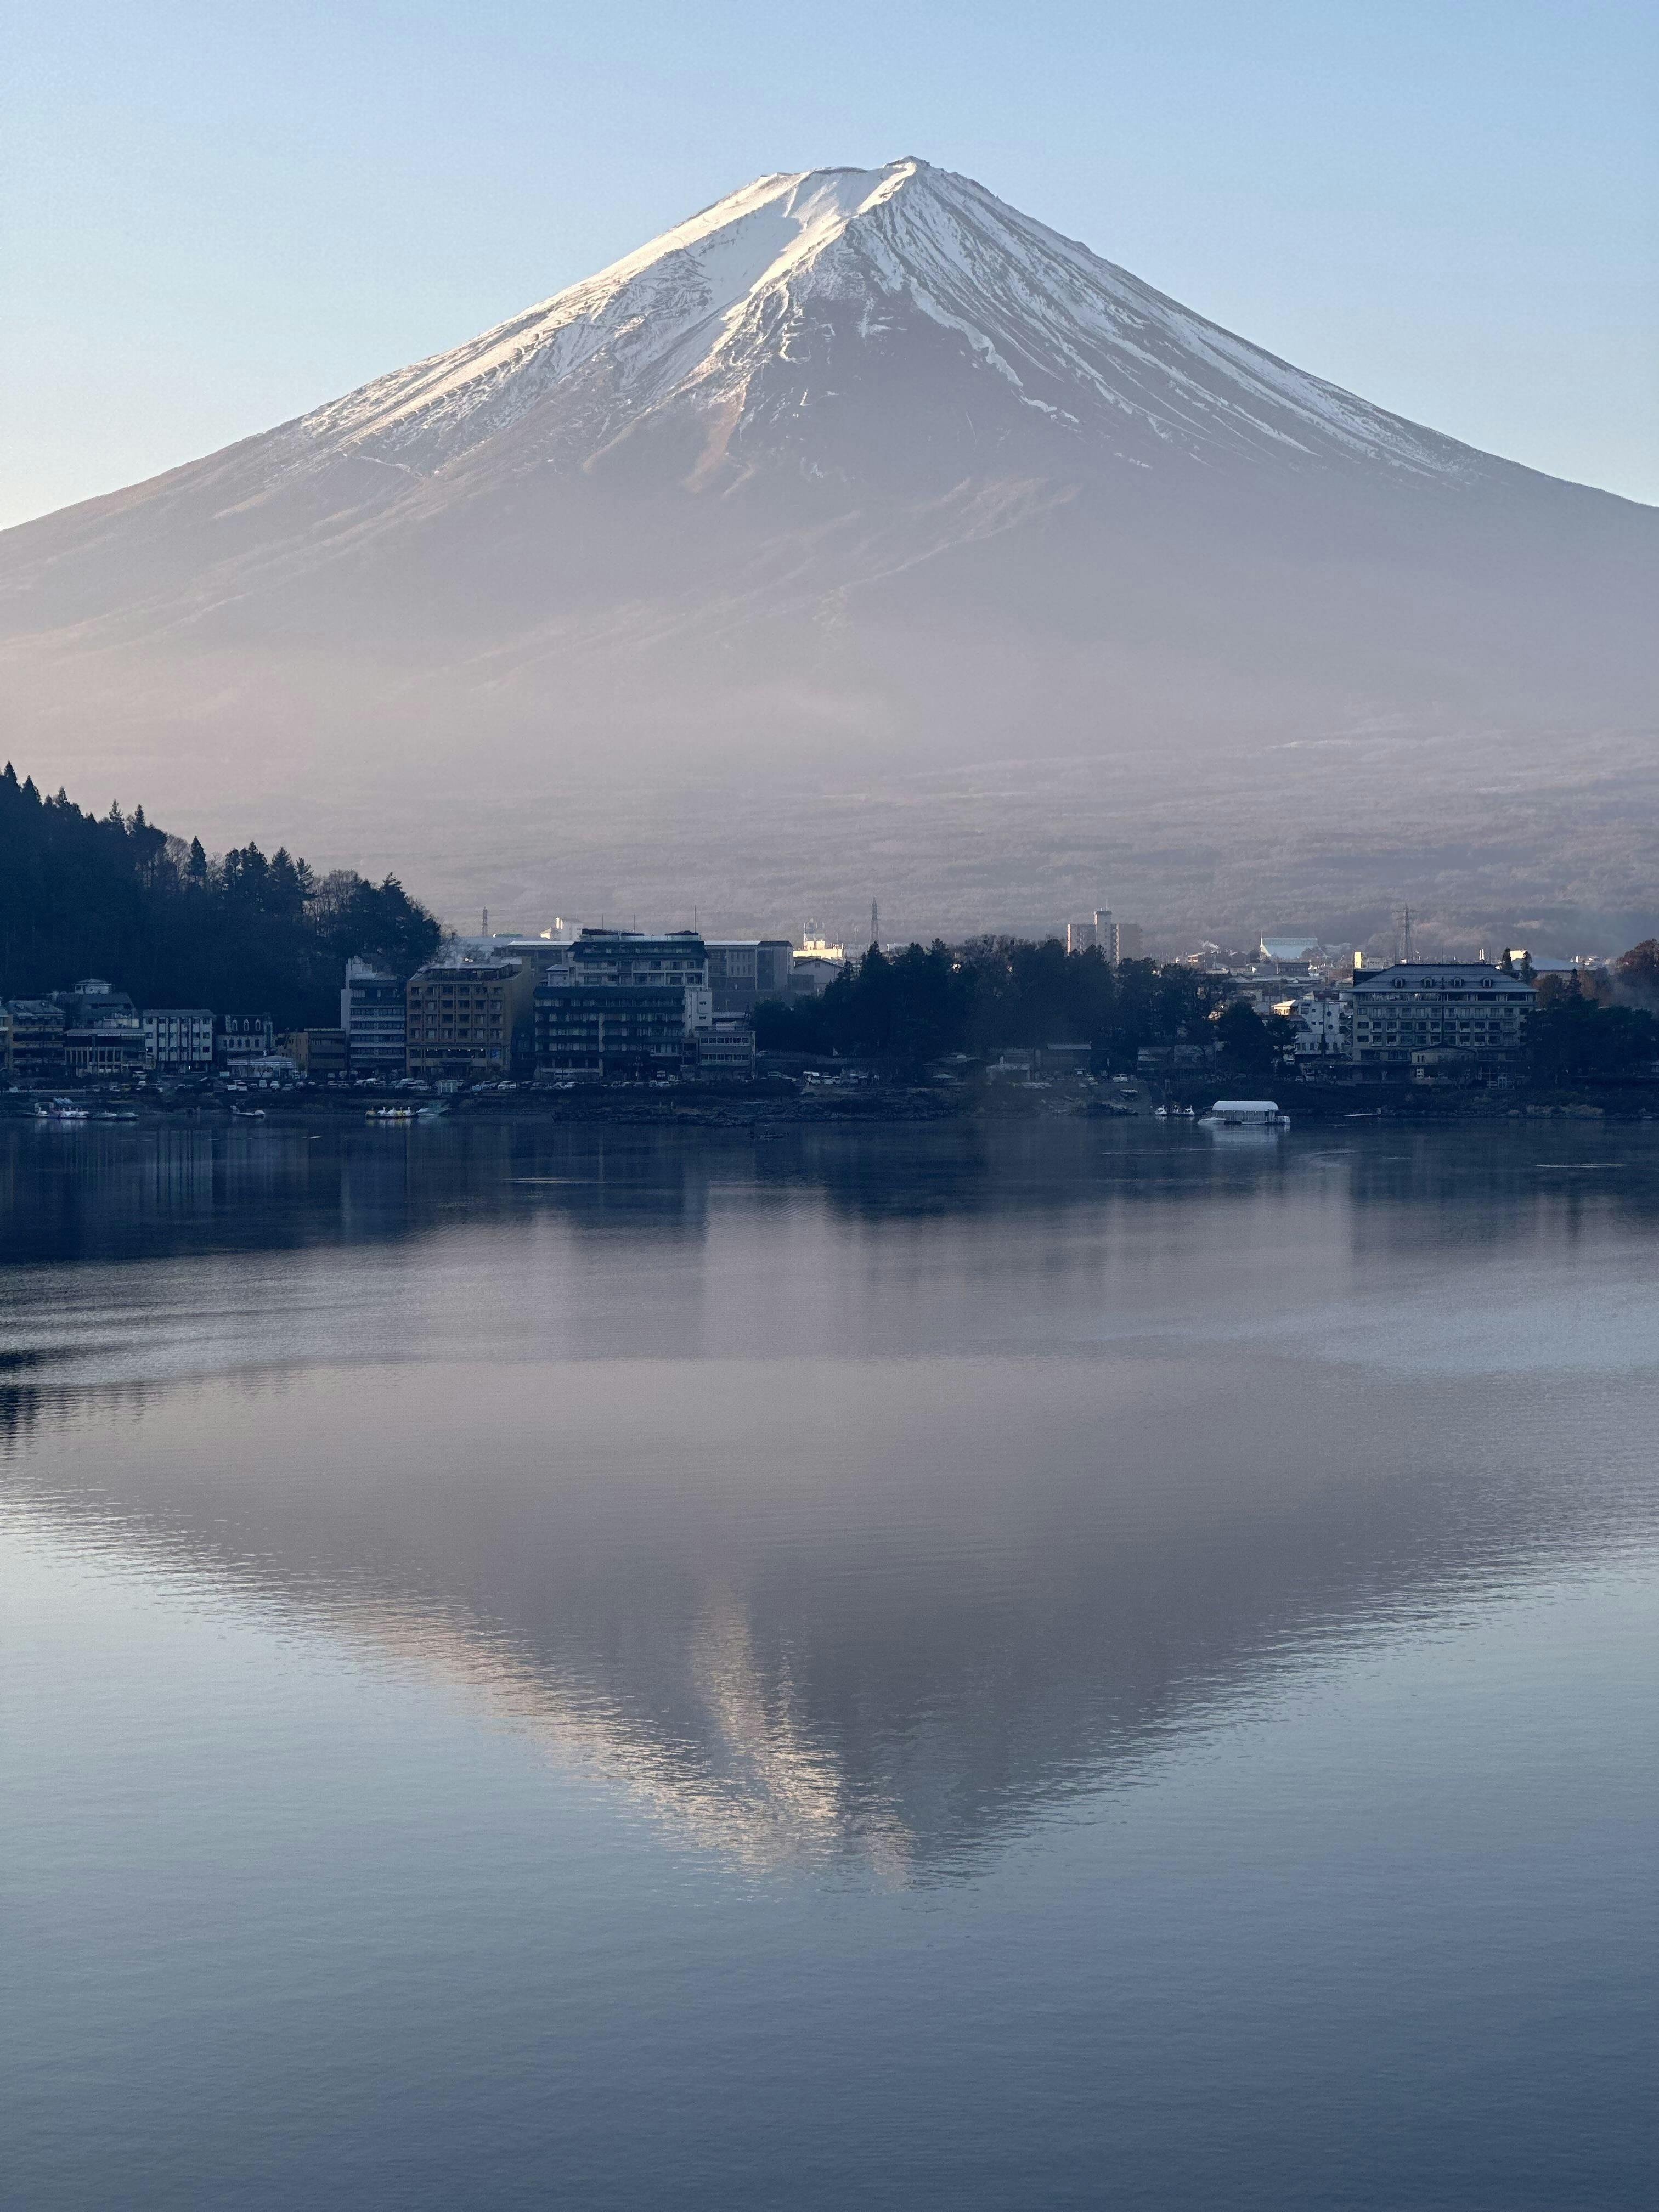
[0,765,440,1027]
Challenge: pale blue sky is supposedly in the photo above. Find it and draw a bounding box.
[5,0,1655,526]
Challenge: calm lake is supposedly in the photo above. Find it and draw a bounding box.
[3,1116,1656,2209]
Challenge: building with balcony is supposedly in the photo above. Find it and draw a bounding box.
[534,983,689,1080]
[4,999,66,1082]
[340,957,407,1076]
[566,929,711,1024]
[695,1014,758,1077]
[405,959,537,1080]
[529,930,714,1080]
[1350,962,1533,1076]
[59,980,146,1079]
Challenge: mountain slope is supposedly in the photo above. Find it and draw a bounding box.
[286,159,1472,481]
[2,159,1654,943]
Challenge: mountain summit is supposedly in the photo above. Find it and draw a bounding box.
[2,161,1655,938]
[290,158,1469,486]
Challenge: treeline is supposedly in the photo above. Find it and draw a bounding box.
[1529,955,1659,1080]
[755,939,1229,1070]
[0,765,440,1028]
[758,937,1659,1084]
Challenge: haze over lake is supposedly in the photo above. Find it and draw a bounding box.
[3,1118,1656,2209]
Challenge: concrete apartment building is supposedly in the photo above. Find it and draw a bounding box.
[1066,910,1143,962]
[534,929,715,1080]
[340,957,408,1076]
[535,984,689,1080]
[695,1013,758,1076]
[3,999,65,1081]
[565,929,712,1022]
[143,1008,214,1072]
[285,1028,349,1076]
[405,958,537,1080]
[1350,962,1534,1077]
[704,940,793,1014]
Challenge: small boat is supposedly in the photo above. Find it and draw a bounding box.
[230,1104,267,1120]
[35,1098,89,1122]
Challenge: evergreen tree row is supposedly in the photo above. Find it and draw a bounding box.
[754,938,1235,1071]
[760,938,1659,1081]
[0,765,441,1028]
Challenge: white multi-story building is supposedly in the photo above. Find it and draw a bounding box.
[1350,962,1533,1075]
[1067,909,1143,963]
[142,1008,215,1071]
[1291,992,1350,1062]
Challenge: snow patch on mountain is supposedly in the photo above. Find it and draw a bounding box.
[287,159,1475,486]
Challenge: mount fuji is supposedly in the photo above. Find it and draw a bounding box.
[2,159,1654,940]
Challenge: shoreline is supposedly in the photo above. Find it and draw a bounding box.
[5,1077,1656,1130]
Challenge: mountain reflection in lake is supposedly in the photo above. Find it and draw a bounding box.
[3,1119,1656,2210]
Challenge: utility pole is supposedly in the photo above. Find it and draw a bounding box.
[871,899,879,950]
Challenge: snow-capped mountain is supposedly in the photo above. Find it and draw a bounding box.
[287,159,1466,482]
[1,159,1654,940]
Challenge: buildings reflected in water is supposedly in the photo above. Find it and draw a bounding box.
[4,1115,1657,1267]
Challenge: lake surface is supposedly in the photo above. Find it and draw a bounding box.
[3,1115,1656,2209]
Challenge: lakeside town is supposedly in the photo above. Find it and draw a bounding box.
[3,752,1654,1121]
[7,910,1659,1124]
